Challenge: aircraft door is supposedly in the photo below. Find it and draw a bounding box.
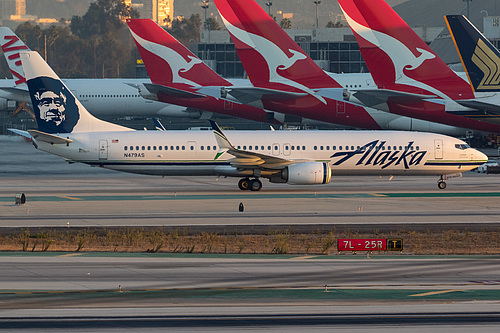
[187,141,197,158]
[272,143,280,156]
[283,143,291,156]
[99,140,108,160]
[434,139,443,159]
[336,100,345,114]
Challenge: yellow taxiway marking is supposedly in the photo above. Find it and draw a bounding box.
[57,253,83,257]
[370,193,387,197]
[410,289,464,297]
[58,196,83,201]
[291,256,318,260]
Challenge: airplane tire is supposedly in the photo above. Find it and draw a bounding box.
[249,179,262,191]
[438,181,447,190]
[238,178,250,191]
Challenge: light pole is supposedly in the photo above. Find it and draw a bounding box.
[463,0,474,19]
[314,0,321,29]
[266,1,272,15]
[201,0,209,31]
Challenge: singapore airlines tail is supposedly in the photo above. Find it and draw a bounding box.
[445,15,500,93]
[20,51,131,137]
[337,0,474,101]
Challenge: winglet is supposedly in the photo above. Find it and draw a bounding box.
[209,120,233,160]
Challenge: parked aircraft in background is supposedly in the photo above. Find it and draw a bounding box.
[0,27,224,120]
[15,50,486,190]
[445,14,500,121]
[215,0,474,135]
[337,0,500,133]
[128,17,469,136]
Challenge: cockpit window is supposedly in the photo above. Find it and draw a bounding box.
[455,143,470,150]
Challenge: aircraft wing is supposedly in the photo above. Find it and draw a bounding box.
[224,87,307,105]
[352,89,437,107]
[8,128,32,140]
[0,86,30,102]
[210,120,296,169]
[28,130,73,145]
[143,83,205,99]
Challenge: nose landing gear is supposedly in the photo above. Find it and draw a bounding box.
[238,178,262,191]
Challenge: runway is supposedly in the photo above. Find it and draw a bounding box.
[3,137,500,330]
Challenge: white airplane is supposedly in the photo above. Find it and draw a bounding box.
[0,27,214,120]
[15,50,487,191]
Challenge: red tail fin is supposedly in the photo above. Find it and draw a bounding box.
[214,0,340,90]
[126,19,230,88]
[338,0,474,100]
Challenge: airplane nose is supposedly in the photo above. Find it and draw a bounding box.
[475,149,488,162]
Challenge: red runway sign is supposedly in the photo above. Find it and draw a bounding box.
[338,239,403,252]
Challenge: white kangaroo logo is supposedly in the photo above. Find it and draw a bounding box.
[129,30,203,87]
[341,8,450,100]
[220,14,326,104]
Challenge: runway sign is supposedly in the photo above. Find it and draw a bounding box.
[338,239,403,252]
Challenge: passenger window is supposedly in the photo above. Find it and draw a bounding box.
[207,146,211,150]
[326,146,330,150]
[176,146,179,150]
[201,146,204,150]
[190,146,194,150]
[268,146,271,150]
[213,146,216,150]
[147,146,151,150]
[302,146,305,150]
[261,146,264,150]
[153,146,156,151]
[182,146,185,150]
[124,146,127,151]
[243,146,247,150]
[333,146,336,150]
[320,146,323,150]
[142,146,145,150]
[159,146,162,150]
[314,146,318,150]
[291,146,295,150]
[399,146,402,150]
[130,146,133,151]
[136,146,139,150]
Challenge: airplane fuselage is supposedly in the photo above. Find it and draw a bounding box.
[36,130,485,179]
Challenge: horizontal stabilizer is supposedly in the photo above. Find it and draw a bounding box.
[225,87,307,105]
[143,83,205,99]
[353,89,437,107]
[8,128,32,140]
[28,130,73,145]
[455,100,500,115]
[0,86,30,102]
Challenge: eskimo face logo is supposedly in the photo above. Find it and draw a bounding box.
[29,77,79,133]
[331,140,427,169]
[34,90,67,126]
[129,30,203,87]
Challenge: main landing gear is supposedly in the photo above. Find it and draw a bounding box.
[238,178,262,191]
[437,176,447,190]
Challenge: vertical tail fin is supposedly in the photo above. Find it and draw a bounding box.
[126,19,230,88]
[445,14,500,92]
[20,51,130,134]
[213,0,341,90]
[338,0,474,100]
[0,27,29,86]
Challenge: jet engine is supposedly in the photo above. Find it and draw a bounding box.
[272,162,332,185]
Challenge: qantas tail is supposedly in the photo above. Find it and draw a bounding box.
[0,27,29,86]
[445,15,500,92]
[126,19,230,88]
[20,51,129,134]
[213,0,341,91]
[338,0,474,100]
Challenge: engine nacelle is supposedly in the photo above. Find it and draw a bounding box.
[275,162,331,185]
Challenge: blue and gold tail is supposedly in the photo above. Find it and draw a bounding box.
[446,15,500,92]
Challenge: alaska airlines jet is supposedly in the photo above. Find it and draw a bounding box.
[128,17,468,136]
[445,14,500,121]
[337,0,500,133]
[16,50,486,190]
